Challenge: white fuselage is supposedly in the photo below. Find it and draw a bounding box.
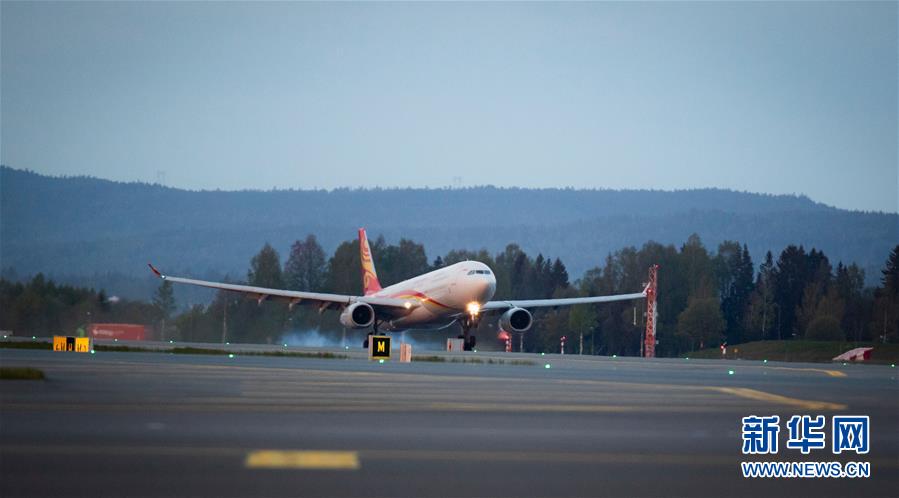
[373,261,496,331]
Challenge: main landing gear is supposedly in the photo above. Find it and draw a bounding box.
[362,320,381,348]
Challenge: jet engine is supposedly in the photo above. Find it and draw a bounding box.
[499,307,532,333]
[339,302,375,329]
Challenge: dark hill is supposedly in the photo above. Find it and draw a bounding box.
[1,166,895,303]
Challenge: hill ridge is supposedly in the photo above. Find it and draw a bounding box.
[1,166,895,302]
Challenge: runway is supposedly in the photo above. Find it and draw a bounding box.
[1,347,897,497]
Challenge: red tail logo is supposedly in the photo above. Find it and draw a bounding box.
[359,228,382,296]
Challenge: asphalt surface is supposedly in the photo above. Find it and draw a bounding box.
[1,346,897,498]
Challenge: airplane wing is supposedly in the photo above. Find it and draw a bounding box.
[147,264,419,315]
[480,289,647,312]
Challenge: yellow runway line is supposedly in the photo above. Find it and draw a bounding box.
[245,450,359,470]
[711,387,846,411]
[766,366,847,378]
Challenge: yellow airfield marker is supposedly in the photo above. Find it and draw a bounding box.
[53,336,92,353]
[245,450,359,470]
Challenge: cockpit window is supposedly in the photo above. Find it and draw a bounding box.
[468,269,493,275]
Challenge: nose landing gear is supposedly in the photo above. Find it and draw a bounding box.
[459,315,479,351]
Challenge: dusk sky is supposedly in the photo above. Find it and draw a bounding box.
[2,1,896,213]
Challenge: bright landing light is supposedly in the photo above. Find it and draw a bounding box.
[466,302,481,316]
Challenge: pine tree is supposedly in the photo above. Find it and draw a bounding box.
[871,246,899,343]
[248,243,284,289]
[550,258,569,291]
[774,245,807,339]
[882,245,899,295]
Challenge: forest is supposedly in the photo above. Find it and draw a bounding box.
[2,233,896,356]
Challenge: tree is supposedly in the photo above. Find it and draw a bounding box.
[744,251,776,341]
[97,289,111,312]
[326,240,362,294]
[494,244,526,299]
[284,235,326,291]
[173,304,215,343]
[283,235,327,330]
[773,245,808,339]
[796,255,838,338]
[248,243,284,289]
[550,258,570,292]
[152,280,175,340]
[805,316,844,341]
[871,245,899,343]
[881,245,899,296]
[835,262,867,341]
[379,239,429,285]
[568,304,598,354]
[245,243,286,344]
[680,234,713,297]
[676,297,725,351]
[715,241,754,345]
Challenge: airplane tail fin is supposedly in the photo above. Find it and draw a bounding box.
[358,228,382,296]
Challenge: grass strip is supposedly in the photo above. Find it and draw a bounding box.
[0,367,45,380]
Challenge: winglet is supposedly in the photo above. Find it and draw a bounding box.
[148,263,163,278]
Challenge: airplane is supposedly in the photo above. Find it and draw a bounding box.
[148,228,651,350]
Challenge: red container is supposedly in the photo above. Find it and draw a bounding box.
[89,323,146,341]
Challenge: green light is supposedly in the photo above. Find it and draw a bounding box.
[612,354,617,358]
[541,352,545,356]
[90,350,95,354]
[891,364,895,368]
[763,359,768,363]
[344,346,349,350]
[379,359,385,364]
[31,336,35,340]
[685,357,689,360]
[544,364,551,369]
[473,349,478,352]
[842,362,847,366]
[226,342,230,345]
[169,340,173,344]
[283,343,287,347]
[114,338,118,342]
[728,369,735,375]
[228,354,234,358]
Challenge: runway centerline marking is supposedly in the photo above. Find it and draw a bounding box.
[245,450,359,470]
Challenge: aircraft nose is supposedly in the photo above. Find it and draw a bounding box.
[479,275,496,301]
